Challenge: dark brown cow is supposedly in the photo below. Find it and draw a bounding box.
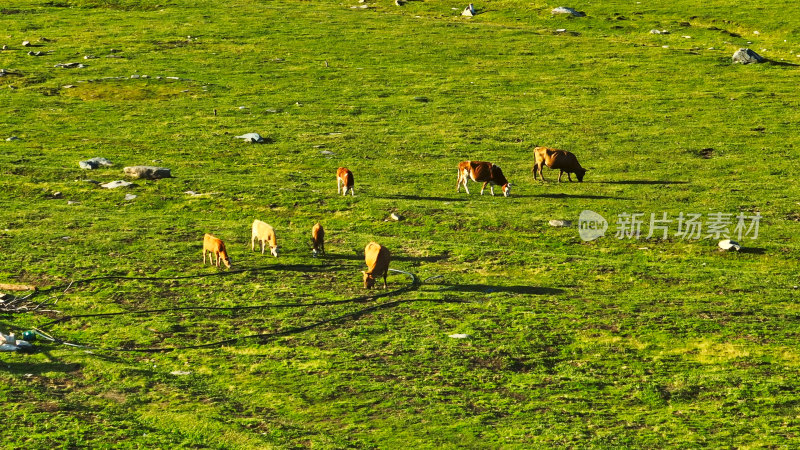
[532,146,587,182]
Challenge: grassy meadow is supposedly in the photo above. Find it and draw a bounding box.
[1,0,800,447]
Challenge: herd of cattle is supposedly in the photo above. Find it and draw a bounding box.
[202,146,587,289]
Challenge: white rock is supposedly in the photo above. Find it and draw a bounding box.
[718,240,741,251]
[448,333,470,339]
[124,194,137,200]
[551,6,585,17]
[170,370,192,376]
[389,213,401,221]
[101,180,133,189]
[234,132,266,143]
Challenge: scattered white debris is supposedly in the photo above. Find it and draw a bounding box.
[650,29,669,35]
[556,28,567,32]
[448,333,470,339]
[170,371,192,376]
[5,136,20,141]
[753,30,760,35]
[124,194,137,200]
[389,213,401,221]
[22,41,31,47]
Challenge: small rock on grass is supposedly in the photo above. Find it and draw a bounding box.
[549,219,572,227]
[732,48,764,64]
[124,194,137,200]
[123,166,172,180]
[79,157,113,169]
[448,333,470,339]
[101,180,133,189]
[718,239,741,251]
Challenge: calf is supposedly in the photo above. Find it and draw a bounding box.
[532,146,587,182]
[251,219,278,257]
[203,233,232,268]
[337,167,355,196]
[456,160,511,197]
[311,222,325,256]
[362,242,390,289]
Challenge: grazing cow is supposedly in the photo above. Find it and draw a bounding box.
[251,219,278,257]
[532,146,587,182]
[362,242,390,289]
[203,233,232,268]
[337,167,355,196]
[456,160,511,197]
[311,222,325,256]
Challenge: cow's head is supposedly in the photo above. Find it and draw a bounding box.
[502,183,511,197]
[270,245,279,257]
[362,271,376,289]
[222,255,232,269]
[576,169,587,182]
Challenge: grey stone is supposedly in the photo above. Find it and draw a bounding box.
[123,166,172,180]
[79,157,113,169]
[732,48,764,64]
[549,219,572,227]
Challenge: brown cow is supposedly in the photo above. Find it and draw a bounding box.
[311,222,325,257]
[532,146,587,182]
[456,160,511,197]
[362,242,390,289]
[337,167,355,196]
[203,233,232,268]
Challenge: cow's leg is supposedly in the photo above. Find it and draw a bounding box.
[261,239,265,254]
[350,186,355,196]
[203,249,207,265]
[558,170,564,182]
[532,164,538,180]
[489,184,495,196]
[337,178,342,194]
[480,181,488,195]
[382,271,388,289]
[567,172,573,182]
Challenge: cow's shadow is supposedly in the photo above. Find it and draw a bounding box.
[438,284,564,295]
[515,193,630,200]
[597,180,688,185]
[383,194,468,202]
[324,252,449,263]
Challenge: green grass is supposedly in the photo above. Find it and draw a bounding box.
[2,0,800,447]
